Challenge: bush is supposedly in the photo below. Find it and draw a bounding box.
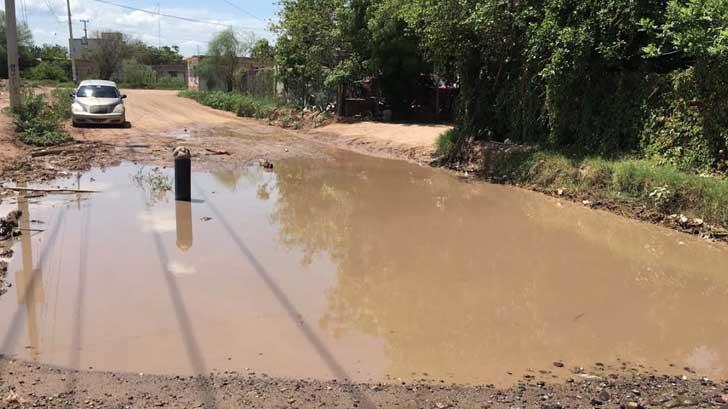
[179,90,279,119]
[24,60,71,82]
[435,128,462,157]
[14,89,72,147]
[120,59,187,90]
[156,74,186,90]
[121,59,156,89]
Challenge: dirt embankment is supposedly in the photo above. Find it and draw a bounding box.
[2,358,727,409]
[306,121,451,163]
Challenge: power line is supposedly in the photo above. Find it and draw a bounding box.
[90,0,261,30]
[220,0,266,23]
[43,0,64,22]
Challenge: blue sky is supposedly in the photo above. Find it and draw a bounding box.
[10,0,279,56]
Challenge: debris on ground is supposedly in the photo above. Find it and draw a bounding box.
[258,159,274,170]
[0,260,8,297]
[0,210,22,241]
[205,148,231,156]
[0,359,725,409]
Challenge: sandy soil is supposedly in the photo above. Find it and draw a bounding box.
[0,92,25,165]
[308,121,451,163]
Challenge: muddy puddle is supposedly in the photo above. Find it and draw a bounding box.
[2,151,728,386]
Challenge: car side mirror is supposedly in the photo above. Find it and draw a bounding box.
[122,94,127,99]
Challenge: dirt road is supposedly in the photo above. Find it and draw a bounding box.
[0,89,446,181]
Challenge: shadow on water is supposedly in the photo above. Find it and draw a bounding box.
[195,181,376,409]
[141,188,217,408]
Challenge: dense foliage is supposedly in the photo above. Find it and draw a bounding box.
[276,0,728,171]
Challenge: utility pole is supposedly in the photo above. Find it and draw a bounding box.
[66,0,77,83]
[157,2,161,48]
[80,19,90,44]
[4,0,21,110]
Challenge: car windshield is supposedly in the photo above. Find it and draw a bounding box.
[77,85,119,98]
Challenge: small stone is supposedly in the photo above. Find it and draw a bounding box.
[627,402,639,409]
[598,390,611,402]
[553,361,565,368]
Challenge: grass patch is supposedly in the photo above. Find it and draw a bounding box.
[489,150,728,229]
[14,88,72,147]
[178,90,279,119]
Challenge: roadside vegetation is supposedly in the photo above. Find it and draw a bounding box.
[119,60,186,90]
[179,31,333,129]
[13,87,73,147]
[179,90,278,119]
[488,150,728,229]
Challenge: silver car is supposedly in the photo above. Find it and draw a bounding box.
[71,80,127,127]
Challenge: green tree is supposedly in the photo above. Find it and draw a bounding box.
[199,29,253,91]
[274,0,347,107]
[84,32,131,80]
[127,41,184,65]
[24,44,71,81]
[251,38,275,61]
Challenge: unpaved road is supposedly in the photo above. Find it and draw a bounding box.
[0,89,447,182]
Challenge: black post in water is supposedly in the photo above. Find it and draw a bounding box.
[174,146,191,202]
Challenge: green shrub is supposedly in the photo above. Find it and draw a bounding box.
[435,128,462,157]
[156,74,186,90]
[24,61,71,82]
[179,90,279,119]
[486,149,728,228]
[14,90,72,147]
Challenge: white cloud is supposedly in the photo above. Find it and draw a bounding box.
[114,10,158,26]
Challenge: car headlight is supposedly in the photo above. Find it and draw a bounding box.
[72,102,85,113]
[113,103,125,114]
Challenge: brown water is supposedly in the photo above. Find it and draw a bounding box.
[1,151,728,386]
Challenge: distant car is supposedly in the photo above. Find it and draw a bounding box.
[71,80,127,127]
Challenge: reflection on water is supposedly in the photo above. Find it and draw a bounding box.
[175,201,193,251]
[1,152,728,386]
[16,191,43,362]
